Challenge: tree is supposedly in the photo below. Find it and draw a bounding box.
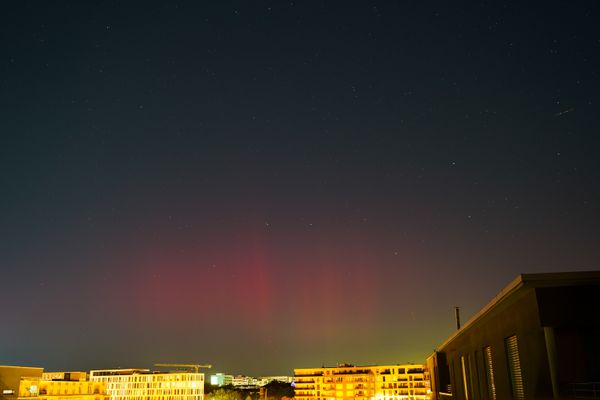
[263,381,294,400]
[207,388,244,400]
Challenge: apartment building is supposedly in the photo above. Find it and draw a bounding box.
[89,369,204,400]
[294,364,429,400]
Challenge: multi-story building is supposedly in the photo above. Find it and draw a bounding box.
[0,366,107,400]
[231,376,257,387]
[19,374,107,400]
[89,369,204,400]
[294,364,429,400]
[208,373,233,387]
[1,366,44,400]
[427,271,600,400]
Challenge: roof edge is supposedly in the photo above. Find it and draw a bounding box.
[431,270,600,355]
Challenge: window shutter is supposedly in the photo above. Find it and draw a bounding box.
[483,346,496,400]
[505,335,525,400]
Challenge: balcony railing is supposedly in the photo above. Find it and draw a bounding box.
[568,382,600,399]
[334,370,371,375]
[407,369,424,374]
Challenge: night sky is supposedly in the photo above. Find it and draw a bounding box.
[1,1,599,376]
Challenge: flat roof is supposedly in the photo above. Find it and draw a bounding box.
[294,363,425,371]
[90,369,202,376]
[433,270,600,353]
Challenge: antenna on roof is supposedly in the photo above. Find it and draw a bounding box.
[454,306,461,330]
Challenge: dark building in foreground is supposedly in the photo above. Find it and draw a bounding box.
[427,271,600,400]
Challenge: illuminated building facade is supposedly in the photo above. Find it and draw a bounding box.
[89,369,204,400]
[1,366,43,400]
[18,375,107,400]
[0,366,107,400]
[208,374,233,387]
[294,364,429,400]
[231,376,255,387]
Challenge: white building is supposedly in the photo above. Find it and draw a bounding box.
[208,374,233,387]
[89,369,204,400]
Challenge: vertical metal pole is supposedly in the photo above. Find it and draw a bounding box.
[454,307,461,330]
[544,326,560,400]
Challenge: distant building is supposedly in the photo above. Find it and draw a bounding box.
[209,373,233,387]
[89,369,204,400]
[209,374,292,389]
[257,376,293,386]
[294,364,429,400]
[427,271,600,400]
[231,375,259,387]
[1,366,107,400]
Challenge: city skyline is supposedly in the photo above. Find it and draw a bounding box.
[1,2,599,376]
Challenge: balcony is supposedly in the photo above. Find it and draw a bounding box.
[295,380,316,385]
[334,370,371,375]
[406,369,423,374]
[568,382,600,399]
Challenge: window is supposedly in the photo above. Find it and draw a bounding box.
[505,335,525,400]
[483,346,496,400]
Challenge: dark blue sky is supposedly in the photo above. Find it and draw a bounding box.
[1,1,599,375]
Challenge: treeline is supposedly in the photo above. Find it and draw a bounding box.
[205,381,294,400]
